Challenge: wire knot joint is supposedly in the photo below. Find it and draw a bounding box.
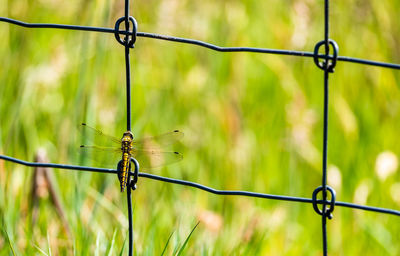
[114,16,138,48]
[129,157,139,190]
[116,157,139,192]
[313,39,339,73]
[312,185,336,219]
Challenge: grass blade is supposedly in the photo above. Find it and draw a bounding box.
[4,228,16,256]
[33,244,48,256]
[95,231,101,256]
[176,222,200,256]
[47,233,52,256]
[118,232,128,256]
[160,231,175,256]
[107,230,117,256]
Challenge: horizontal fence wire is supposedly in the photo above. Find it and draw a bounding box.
[1,17,400,70]
[0,1,400,254]
[1,154,399,217]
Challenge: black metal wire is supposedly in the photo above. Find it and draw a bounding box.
[1,17,399,70]
[321,1,330,254]
[1,3,400,255]
[126,179,133,255]
[1,154,399,217]
[122,1,133,255]
[0,154,117,173]
[125,45,132,131]
[124,1,132,132]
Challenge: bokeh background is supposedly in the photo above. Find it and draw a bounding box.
[1,0,400,255]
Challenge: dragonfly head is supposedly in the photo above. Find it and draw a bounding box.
[122,131,134,142]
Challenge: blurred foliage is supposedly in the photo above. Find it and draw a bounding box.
[0,0,399,255]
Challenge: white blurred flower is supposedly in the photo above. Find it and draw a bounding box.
[328,165,342,191]
[390,183,400,205]
[353,180,371,205]
[197,210,223,233]
[375,151,398,181]
[267,207,287,230]
[291,1,310,49]
[24,47,68,88]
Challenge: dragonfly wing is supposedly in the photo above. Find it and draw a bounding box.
[80,123,121,147]
[79,145,122,152]
[78,125,183,169]
[131,149,183,169]
[133,130,183,150]
[79,145,122,168]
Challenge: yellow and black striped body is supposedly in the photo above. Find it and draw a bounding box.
[120,131,134,192]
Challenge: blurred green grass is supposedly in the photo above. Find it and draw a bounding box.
[0,0,399,255]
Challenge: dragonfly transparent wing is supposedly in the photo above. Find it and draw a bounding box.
[79,125,183,169]
[79,145,122,168]
[132,130,184,150]
[80,123,121,147]
[79,145,122,152]
[79,123,122,168]
[131,149,183,169]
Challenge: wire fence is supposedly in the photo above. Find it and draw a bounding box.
[0,0,399,255]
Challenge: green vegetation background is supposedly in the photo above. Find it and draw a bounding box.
[0,0,399,255]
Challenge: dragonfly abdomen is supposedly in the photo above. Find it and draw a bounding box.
[120,152,130,192]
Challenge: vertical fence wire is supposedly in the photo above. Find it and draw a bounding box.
[124,0,132,132]
[321,1,330,255]
[122,0,134,255]
[127,176,134,256]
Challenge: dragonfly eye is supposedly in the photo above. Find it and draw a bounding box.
[123,131,134,140]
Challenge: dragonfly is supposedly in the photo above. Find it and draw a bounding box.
[79,123,183,192]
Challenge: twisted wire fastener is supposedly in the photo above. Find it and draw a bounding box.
[116,157,139,191]
[114,16,138,48]
[313,39,339,72]
[129,158,139,190]
[312,185,336,219]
